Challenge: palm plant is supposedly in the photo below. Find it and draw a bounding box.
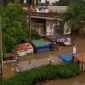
[63,0,85,37]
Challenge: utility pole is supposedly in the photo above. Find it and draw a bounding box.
[23,0,31,41]
[28,5,31,42]
[0,10,3,85]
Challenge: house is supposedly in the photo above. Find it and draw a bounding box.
[3,52,17,63]
[27,12,63,37]
[16,43,33,56]
[23,5,68,37]
[37,6,68,13]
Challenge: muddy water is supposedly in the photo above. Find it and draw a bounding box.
[3,37,85,80]
[38,72,85,85]
[38,37,85,85]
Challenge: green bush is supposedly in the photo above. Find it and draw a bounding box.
[4,62,80,85]
[2,3,29,55]
[31,29,41,39]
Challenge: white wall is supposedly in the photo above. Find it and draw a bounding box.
[46,20,57,36]
[41,0,59,4]
[48,6,68,13]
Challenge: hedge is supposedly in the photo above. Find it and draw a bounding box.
[4,62,80,85]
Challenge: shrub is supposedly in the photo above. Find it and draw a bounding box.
[4,62,80,85]
[31,29,41,39]
[2,3,28,55]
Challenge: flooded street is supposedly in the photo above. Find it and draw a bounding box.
[38,72,85,85]
[38,37,85,85]
[3,37,85,83]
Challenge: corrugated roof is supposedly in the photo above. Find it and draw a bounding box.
[16,43,33,51]
[27,12,62,20]
[31,12,58,17]
[5,52,17,58]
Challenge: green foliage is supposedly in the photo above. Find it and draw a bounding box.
[31,29,41,39]
[52,0,85,6]
[4,62,80,85]
[54,0,85,37]
[68,0,85,36]
[2,3,28,54]
[62,0,85,37]
[52,0,70,6]
[69,1,85,18]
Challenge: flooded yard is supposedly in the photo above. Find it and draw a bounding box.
[3,37,85,83]
[38,37,85,85]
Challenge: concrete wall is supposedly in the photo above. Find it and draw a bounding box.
[37,6,68,13]
[48,6,68,13]
[46,20,57,36]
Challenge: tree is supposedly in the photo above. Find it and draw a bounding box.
[2,3,28,55]
[52,0,70,6]
[63,0,85,37]
[52,0,85,6]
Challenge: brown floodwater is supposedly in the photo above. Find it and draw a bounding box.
[3,37,85,85]
[38,37,85,85]
[38,72,85,85]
